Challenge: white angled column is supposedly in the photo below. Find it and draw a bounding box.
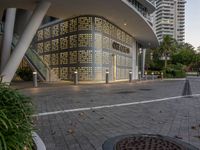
[0,8,16,73]
[141,48,146,77]
[1,1,51,83]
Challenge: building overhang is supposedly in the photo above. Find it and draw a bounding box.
[0,0,159,48]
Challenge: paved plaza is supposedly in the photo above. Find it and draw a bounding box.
[16,78,200,150]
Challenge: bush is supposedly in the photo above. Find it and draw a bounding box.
[174,70,186,78]
[163,64,186,78]
[0,84,34,150]
[16,68,33,81]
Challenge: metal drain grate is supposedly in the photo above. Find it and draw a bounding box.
[102,134,199,150]
[116,136,182,150]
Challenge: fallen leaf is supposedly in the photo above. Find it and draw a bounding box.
[67,129,75,134]
[79,112,85,116]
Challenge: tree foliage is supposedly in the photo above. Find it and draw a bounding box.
[158,35,177,68]
[171,43,196,66]
[146,36,200,74]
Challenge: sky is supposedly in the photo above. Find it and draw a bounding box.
[185,0,200,49]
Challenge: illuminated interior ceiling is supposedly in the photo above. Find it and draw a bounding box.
[0,0,158,48]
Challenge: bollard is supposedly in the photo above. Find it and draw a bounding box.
[74,70,78,85]
[145,72,147,80]
[138,71,141,81]
[105,69,109,84]
[151,72,154,80]
[161,72,163,80]
[129,71,132,83]
[33,71,38,88]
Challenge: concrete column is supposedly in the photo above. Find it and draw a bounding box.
[141,48,146,77]
[14,9,32,36]
[1,1,51,83]
[132,40,137,80]
[0,8,16,73]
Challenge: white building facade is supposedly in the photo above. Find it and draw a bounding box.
[153,0,186,43]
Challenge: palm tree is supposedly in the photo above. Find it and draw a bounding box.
[159,35,177,68]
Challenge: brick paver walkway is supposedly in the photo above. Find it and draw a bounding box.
[17,77,200,150]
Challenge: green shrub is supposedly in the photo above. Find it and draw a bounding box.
[16,68,33,81]
[162,64,186,78]
[0,84,34,150]
[174,70,186,78]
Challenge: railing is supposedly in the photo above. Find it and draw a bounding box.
[12,35,51,81]
[126,0,153,24]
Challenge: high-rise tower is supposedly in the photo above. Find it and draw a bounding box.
[153,0,186,43]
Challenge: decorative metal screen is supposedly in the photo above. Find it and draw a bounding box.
[35,15,133,81]
[44,27,51,39]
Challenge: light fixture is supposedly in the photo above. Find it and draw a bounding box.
[139,48,142,54]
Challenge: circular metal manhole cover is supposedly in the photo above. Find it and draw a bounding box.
[102,134,199,150]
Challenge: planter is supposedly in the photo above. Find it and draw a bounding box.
[32,132,46,150]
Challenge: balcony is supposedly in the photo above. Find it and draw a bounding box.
[127,0,155,23]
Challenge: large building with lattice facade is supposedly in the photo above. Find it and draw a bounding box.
[0,0,159,83]
[34,16,134,81]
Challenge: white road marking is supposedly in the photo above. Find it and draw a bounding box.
[33,94,200,117]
